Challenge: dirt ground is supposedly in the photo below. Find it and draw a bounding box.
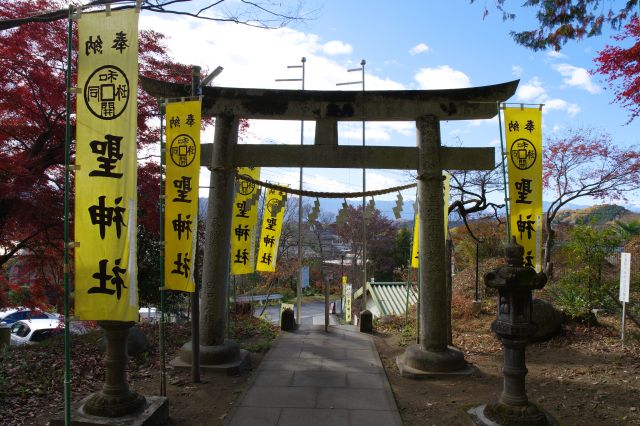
[374,314,640,425]
[7,313,638,425]
[133,353,266,425]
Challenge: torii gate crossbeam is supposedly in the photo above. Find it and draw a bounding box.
[142,77,518,376]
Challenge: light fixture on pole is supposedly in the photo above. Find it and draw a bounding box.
[276,57,306,325]
[201,66,224,88]
[336,59,367,309]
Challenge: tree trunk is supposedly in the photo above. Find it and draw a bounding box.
[543,225,555,278]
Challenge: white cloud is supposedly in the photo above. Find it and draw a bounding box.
[516,77,546,102]
[512,65,523,77]
[546,50,567,59]
[552,63,601,94]
[514,78,581,117]
[409,43,430,56]
[544,99,581,117]
[322,40,352,55]
[414,65,471,89]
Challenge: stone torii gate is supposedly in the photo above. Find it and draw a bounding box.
[142,77,518,375]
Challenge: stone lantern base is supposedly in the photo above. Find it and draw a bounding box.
[396,344,474,378]
[467,403,558,426]
[51,396,168,426]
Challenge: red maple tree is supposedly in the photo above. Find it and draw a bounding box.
[594,17,640,123]
[542,128,640,275]
[0,0,193,308]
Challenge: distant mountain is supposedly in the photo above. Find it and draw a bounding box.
[554,204,639,227]
[198,195,637,226]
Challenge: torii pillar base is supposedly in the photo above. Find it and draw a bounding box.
[171,340,250,376]
[396,344,474,378]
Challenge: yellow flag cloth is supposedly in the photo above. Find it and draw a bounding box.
[75,9,139,321]
[256,188,287,272]
[164,100,201,292]
[230,167,261,275]
[504,107,543,271]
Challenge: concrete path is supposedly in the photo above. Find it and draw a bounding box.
[226,324,403,426]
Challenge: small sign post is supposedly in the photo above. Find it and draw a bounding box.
[619,252,631,342]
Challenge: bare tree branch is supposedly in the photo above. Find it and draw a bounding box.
[1,0,308,32]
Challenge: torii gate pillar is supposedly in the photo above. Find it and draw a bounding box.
[395,116,469,376]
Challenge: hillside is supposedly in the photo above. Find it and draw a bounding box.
[553,204,640,227]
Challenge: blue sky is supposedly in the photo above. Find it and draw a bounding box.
[139,1,639,208]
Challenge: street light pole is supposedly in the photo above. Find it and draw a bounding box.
[276,57,306,324]
[337,59,367,311]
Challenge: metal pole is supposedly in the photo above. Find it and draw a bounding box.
[276,57,306,324]
[63,6,73,424]
[360,60,367,312]
[158,98,166,396]
[405,212,416,322]
[191,66,201,383]
[336,59,367,311]
[497,102,511,240]
[298,59,305,325]
[621,301,626,342]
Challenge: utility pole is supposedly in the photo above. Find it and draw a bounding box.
[276,57,306,324]
[337,59,367,311]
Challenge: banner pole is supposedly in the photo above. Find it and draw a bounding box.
[621,301,626,342]
[63,5,74,425]
[190,66,201,383]
[405,209,416,323]
[497,102,511,240]
[158,99,166,396]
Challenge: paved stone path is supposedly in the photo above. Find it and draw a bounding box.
[226,324,402,426]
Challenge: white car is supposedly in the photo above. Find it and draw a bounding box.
[10,318,62,345]
[0,307,56,326]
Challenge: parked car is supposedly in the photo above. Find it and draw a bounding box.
[10,318,62,345]
[0,308,57,326]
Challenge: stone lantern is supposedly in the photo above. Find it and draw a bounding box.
[469,237,556,425]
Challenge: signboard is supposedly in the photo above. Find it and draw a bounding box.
[620,252,631,303]
[344,283,352,323]
[164,99,201,292]
[301,266,310,289]
[504,107,543,271]
[75,8,139,321]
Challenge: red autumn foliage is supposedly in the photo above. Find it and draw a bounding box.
[594,17,640,123]
[541,128,640,273]
[0,0,193,308]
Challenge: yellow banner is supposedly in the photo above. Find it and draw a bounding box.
[75,9,139,321]
[411,212,420,269]
[256,188,287,272]
[164,100,201,292]
[411,173,450,268]
[504,107,543,271]
[230,167,261,275]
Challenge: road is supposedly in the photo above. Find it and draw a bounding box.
[254,300,343,326]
